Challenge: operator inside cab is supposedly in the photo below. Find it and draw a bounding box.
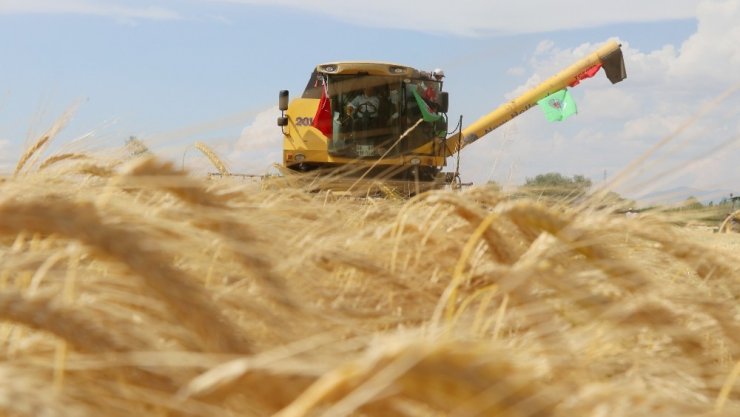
[346,86,380,123]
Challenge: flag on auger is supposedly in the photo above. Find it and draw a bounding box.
[537,89,577,122]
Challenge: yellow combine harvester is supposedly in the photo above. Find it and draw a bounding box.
[276,40,626,194]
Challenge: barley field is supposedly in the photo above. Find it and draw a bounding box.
[1,138,739,417]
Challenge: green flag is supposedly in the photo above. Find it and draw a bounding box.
[537,89,577,122]
[412,89,443,122]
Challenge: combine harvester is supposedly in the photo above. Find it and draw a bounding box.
[275,40,626,195]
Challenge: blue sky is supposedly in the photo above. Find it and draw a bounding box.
[1,0,738,198]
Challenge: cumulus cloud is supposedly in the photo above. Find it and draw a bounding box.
[580,89,641,120]
[463,0,740,193]
[671,0,740,85]
[214,0,698,36]
[227,106,283,175]
[0,0,181,20]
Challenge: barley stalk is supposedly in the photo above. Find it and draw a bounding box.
[14,135,49,176]
[0,197,252,354]
[39,153,88,170]
[0,290,128,352]
[195,141,229,176]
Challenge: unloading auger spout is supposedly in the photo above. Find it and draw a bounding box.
[444,40,627,155]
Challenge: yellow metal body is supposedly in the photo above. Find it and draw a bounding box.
[282,97,445,169]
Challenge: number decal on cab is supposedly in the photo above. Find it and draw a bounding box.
[295,117,314,126]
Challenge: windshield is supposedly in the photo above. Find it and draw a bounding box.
[325,75,446,158]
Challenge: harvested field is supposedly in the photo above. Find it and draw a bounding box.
[1,147,739,417]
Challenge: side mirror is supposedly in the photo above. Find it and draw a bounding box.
[277,116,288,127]
[438,92,449,114]
[279,90,289,111]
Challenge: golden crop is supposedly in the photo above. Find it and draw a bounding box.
[0,136,738,417]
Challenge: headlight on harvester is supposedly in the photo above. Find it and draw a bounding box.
[389,66,406,74]
[410,157,421,165]
[295,153,306,163]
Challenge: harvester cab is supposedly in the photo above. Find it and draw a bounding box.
[329,73,447,158]
[277,40,626,192]
[278,62,451,183]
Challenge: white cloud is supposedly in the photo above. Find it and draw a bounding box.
[671,0,740,84]
[460,0,740,194]
[687,142,740,190]
[213,0,698,36]
[2,0,700,34]
[580,89,641,120]
[0,0,701,35]
[232,106,282,153]
[621,115,681,142]
[227,106,283,174]
[0,0,181,20]
[506,67,526,77]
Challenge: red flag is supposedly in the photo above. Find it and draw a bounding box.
[423,84,437,101]
[569,63,602,87]
[311,82,332,137]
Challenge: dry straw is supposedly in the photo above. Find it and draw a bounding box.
[14,104,79,176]
[38,153,89,171]
[14,135,49,175]
[0,139,738,416]
[195,141,230,176]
